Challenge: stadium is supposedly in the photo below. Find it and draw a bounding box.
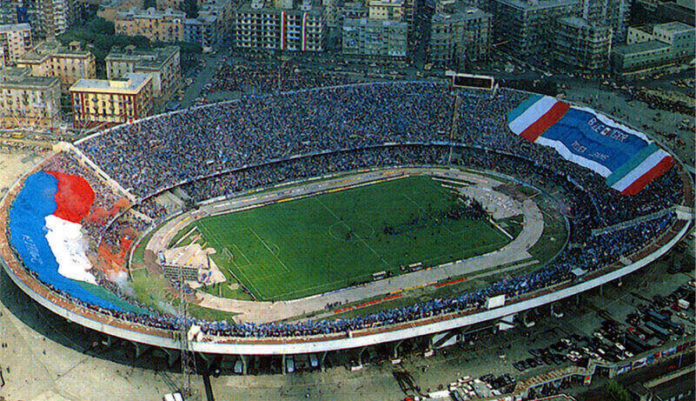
[0,81,692,370]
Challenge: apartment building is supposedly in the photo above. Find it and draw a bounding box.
[0,67,61,129]
[580,0,631,44]
[115,6,227,46]
[554,17,612,70]
[40,0,76,38]
[487,0,581,58]
[367,0,405,21]
[0,2,18,25]
[614,21,695,75]
[184,14,219,47]
[199,0,234,36]
[69,73,153,127]
[611,41,672,75]
[16,40,96,89]
[115,8,186,42]
[627,22,695,58]
[0,23,32,65]
[654,1,695,26]
[342,18,407,58]
[337,2,368,25]
[429,3,491,68]
[232,0,326,52]
[651,22,695,58]
[106,45,181,102]
[155,0,205,9]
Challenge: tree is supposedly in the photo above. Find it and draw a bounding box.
[604,381,632,401]
[181,0,198,18]
[87,17,115,35]
[59,16,203,78]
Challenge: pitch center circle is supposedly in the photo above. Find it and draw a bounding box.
[328,221,376,241]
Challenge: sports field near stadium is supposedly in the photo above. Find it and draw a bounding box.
[184,175,512,301]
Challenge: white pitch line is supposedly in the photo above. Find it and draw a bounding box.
[247,225,291,275]
[314,197,391,270]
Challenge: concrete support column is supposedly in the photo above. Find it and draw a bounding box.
[133,342,150,359]
[423,335,435,357]
[320,351,328,372]
[240,355,248,375]
[199,353,213,371]
[457,333,465,346]
[521,311,530,327]
[164,348,179,367]
[392,340,404,359]
[251,355,259,373]
[281,355,286,375]
[358,347,368,366]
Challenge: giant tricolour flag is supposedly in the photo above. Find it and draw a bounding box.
[7,170,125,309]
[508,94,674,195]
[10,170,95,283]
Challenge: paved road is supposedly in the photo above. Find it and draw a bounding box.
[146,167,544,323]
[181,51,229,109]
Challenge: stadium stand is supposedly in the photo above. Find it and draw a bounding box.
[1,81,690,340]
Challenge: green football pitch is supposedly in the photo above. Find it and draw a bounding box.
[188,175,511,301]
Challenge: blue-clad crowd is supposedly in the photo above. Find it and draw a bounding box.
[205,61,362,95]
[7,82,684,339]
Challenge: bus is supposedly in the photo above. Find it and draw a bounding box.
[646,310,684,335]
[644,321,670,341]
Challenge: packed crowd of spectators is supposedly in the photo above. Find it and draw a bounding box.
[620,86,694,116]
[180,145,447,203]
[205,61,363,95]
[7,82,687,339]
[77,82,682,227]
[43,152,130,240]
[77,82,455,198]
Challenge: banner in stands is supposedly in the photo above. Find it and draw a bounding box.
[486,294,506,309]
[8,171,124,310]
[507,94,674,195]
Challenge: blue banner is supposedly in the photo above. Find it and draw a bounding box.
[539,108,651,173]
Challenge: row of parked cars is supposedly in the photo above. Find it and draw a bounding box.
[512,281,695,374]
[447,374,516,401]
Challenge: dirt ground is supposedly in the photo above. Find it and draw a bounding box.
[0,149,44,196]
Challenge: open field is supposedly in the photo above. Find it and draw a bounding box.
[186,175,511,301]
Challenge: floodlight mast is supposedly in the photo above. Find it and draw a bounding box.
[178,264,194,396]
[448,92,462,164]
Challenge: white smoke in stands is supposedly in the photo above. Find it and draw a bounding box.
[112,271,133,296]
[157,301,179,316]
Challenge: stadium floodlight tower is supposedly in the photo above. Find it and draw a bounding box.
[177,264,196,397]
[446,71,497,163]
